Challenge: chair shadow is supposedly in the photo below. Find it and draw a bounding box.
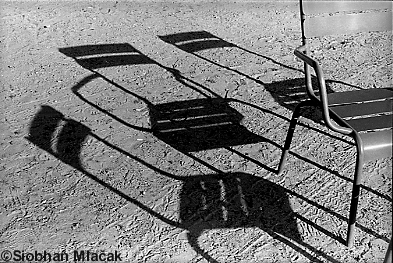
[53,42,389,261]
[26,105,347,263]
[151,97,266,152]
[59,44,156,132]
[25,105,181,228]
[158,30,300,79]
[181,172,303,263]
[58,42,385,200]
[158,30,362,125]
[59,43,269,153]
[59,43,335,157]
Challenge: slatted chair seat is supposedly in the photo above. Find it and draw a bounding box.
[277,0,392,247]
[329,89,393,160]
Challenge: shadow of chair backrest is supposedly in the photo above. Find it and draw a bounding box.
[180,172,302,260]
[26,105,91,170]
[59,43,161,132]
[59,43,266,152]
[151,97,265,152]
[159,31,352,125]
[59,43,155,69]
[158,31,236,53]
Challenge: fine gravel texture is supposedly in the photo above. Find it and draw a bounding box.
[0,1,391,263]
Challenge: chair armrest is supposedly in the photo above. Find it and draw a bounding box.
[294,45,352,135]
[294,45,318,69]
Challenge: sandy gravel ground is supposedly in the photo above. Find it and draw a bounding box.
[0,1,391,262]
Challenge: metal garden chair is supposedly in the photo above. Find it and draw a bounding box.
[277,1,392,246]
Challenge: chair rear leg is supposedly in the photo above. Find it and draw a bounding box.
[278,100,315,175]
[383,238,392,263]
[347,147,364,247]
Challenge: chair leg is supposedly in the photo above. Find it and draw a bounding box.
[278,100,315,175]
[346,143,364,247]
[383,238,392,263]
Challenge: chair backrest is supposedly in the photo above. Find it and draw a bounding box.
[301,1,392,38]
[299,0,392,99]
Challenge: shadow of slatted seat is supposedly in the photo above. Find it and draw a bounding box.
[151,98,265,152]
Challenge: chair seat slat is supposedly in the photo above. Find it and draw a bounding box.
[327,88,393,105]
[344,114,392,132]
[303,1,392,15]
[330,99,393,118]
[305,11,392,37]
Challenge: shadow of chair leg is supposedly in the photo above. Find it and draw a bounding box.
[187,231,220,263]
[26,105,182,228]
[27,105,381,263]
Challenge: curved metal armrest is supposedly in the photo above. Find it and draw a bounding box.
[294,45,352,135]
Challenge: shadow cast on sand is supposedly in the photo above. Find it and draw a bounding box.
[150,97,265,152]
[26,105,350,263]
[158,30,363,125]
[59,43,270,154]
[46,41,388,261]
[58,43,351,156]
[158,30,299,76]
[180,172,302,262]
[26,105,387,262]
